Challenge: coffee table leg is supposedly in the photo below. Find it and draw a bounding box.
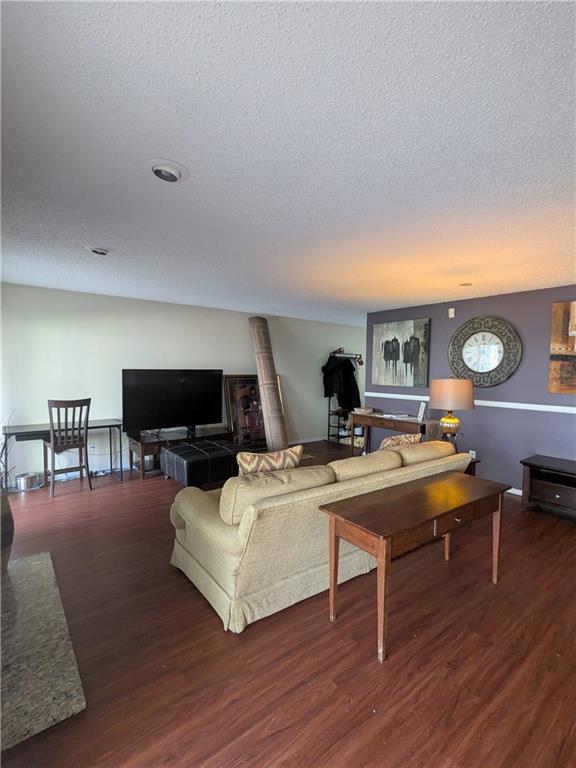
[329,516,339,622]
[443,533,451,561]
[492,494,502,584]
[377,538,391,662]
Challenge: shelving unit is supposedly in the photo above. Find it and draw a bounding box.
[327,400,351,444]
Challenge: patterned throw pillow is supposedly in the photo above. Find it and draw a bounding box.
[237,444,304,476]
[378,433,422,451]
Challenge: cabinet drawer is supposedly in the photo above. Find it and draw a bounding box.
[391,521,435,558]
[435,505,474,536]
[474,496,499,520]
[531,480,576,509]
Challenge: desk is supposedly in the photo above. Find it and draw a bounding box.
[349,412,426,455]
[320,471,510,662]
[2,419,123,488]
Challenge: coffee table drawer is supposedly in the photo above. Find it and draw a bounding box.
[391,521,435,557]
[531,479,576,509]
[474,496,499,520]
[435,505,474,536]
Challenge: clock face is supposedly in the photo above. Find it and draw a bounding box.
[462,332,504,373]
[448,316,523,387]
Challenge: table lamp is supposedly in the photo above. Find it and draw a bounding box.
[428,378,474,438]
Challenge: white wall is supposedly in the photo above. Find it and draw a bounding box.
[1,284,365,477]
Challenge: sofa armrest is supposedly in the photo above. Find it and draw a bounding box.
[170,487,220,530]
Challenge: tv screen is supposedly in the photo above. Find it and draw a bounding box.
[122,369,223,433]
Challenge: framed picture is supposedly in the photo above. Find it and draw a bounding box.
[224,375,267,447]
[371,318,430,387]
[548,301,576,394]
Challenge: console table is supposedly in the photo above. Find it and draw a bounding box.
[520,455,576,519]
[349,413,426,456]
[2,419,123,488]
[321,471,510,662]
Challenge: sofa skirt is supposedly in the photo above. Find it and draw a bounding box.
[170,538,373,633]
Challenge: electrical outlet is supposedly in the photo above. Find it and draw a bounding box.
[468,449,476,459]
[89,443,95,453]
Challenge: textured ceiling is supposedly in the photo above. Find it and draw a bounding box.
[2,2,574,326]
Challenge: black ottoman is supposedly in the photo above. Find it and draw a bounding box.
[160,440,242,487]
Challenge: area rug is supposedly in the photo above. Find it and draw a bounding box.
[1,552,86,751]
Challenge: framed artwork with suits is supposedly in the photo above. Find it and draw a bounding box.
[372,319,430,387]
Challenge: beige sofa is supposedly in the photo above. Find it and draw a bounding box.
[170,441,470,632]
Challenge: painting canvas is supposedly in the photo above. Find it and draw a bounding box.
[548,301,576,394]
[224,375,267,447]
[372,318,430,387]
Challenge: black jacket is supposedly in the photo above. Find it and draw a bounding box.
[321,356,361,412]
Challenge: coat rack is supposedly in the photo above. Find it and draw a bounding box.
[326,348,363,444]
[329,347,364,366]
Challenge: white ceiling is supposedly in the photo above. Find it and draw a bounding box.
[2,2,574,326]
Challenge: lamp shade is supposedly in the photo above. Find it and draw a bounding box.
[429,378,475,411]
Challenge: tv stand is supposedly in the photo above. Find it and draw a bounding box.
[128,426,233,480]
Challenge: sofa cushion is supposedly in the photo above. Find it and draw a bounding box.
[328,450,402,482]
[219,465,336,525]
[397,440,455,466]
[237,444,303,475]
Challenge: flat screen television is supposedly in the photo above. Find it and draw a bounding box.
[122,369,223,434]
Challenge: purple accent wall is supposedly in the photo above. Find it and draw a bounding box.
[365,285,576,489]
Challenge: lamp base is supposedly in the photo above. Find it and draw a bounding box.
[439,410,461,436]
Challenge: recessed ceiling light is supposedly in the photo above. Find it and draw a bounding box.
[85,246,111,256]
[153,165,180,182]
[150,158,189,183]
[459,282,473,287]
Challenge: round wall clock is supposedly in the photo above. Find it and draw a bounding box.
[448,316,523,387]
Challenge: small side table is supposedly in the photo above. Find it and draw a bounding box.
[465,458,481,477]
[520,455,576,519]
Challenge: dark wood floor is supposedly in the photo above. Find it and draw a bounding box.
[3,441,576,768]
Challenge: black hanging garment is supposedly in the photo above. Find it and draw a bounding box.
[322,356,361,412]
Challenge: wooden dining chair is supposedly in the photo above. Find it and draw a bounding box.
[43,399,93,498]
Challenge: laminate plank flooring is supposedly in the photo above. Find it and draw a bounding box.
[3,441,575,768]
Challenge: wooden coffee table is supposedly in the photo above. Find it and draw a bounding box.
[320,471,510,662]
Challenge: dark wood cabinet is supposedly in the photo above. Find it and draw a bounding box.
[520,455,576,520]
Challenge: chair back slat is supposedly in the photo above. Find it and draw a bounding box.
[47,399,91,448]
